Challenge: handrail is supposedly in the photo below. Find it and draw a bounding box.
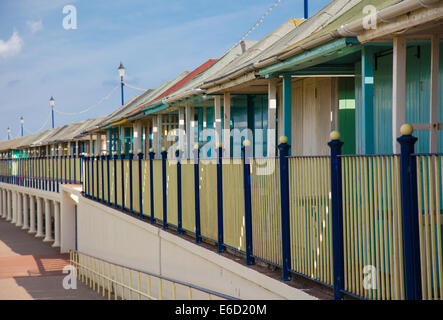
[70,251,239,300]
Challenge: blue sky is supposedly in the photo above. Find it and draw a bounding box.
[0,0,329,140]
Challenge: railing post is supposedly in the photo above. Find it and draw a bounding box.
[56,154,59,193]
[161,148,168,230]
[80,154,84,195]
[74,154,77,184]
[44,156,48,191]
[79,153,83,191]
[193,145,201,243]
[18,156,21,186]
[96,154,99,201]
[69,154,72,184]
[106,153,111,206]
[84,155,88,197]
[101,153,105,203]
[64,153,67,184]
[328,131,345,300]
[52,155,56,192]
[278,136,291,281]
[31,157,34,188]
[129,151,134,215]
[216,144,224,253]
[113,152,118,208]
[149,149,155,224]
[59,154,62,185]
[22,155,24,186]
[120,153,126,211]
[175,148,182,235]
[242,140,254,265]
[137,150,144,220]
[397,124,422,300]
[39,156,41,189]
[91,154,95,200]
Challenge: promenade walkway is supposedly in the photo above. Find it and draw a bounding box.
[0,218,103,300]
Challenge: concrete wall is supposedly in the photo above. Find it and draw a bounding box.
[62,185,314,300]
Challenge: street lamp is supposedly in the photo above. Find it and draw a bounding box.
[49,96,55,129]
[7,127,10,140]
[20,117,24,137]
[118,62,125,106]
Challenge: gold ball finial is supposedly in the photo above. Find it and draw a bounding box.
[129,149,133,154]
[176,146,181,151]
[161,147,166,152]
[400,124,413,136]
[194,144,200,150]
[243,139,251,147]
[149,148,154,153]
[137,149,142,154]
[217,142,223,148]
[279,136,288,144]
[330,131,340,141]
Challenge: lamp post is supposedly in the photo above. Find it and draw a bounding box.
[20,117,24,137]
[7,127,10,140]
[118,62,125,106]
[49,96,55,129]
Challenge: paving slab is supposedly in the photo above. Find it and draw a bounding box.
[0,218,104,300]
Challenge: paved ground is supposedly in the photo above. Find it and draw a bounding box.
[0,217,104,300]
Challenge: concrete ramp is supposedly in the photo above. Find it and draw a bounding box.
[61,185,316,300]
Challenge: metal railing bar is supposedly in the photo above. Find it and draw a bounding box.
[72,251,239,300]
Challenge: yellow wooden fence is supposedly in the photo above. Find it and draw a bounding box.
[341,155,404,300]
[288,156,333,286]
[250,158,282,266]
[222,159,245,252]
[199,162,218,241]
[416,155,443,300]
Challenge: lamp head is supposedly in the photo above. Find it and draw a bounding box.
[118,62,125,79]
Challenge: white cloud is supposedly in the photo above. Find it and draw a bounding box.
[27,20,43,34]
[0,31,24,59]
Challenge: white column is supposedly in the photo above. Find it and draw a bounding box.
[214,96,222,147]
[179,107,186,154]
[133,121,142,153]
[75,141,79,157]
[152,116,158,155]
[268,79,278,157]
[0,188,2,217]
[392,36,406,154]
[223,93,231,158]
[67,142,72,156]
[429,34,439,153]
[22,194,29,230]
[0,189,3,218]
[11,191,17,224]
[120,129,125,154]
[43,198,53,242]
[6,190,12,221]
[101,134,107,153]
[16,193,22,227]
[29,196,36,234]
[1,189,5,219]
[52,201,60,247]
[185,105,193,158]
[156,115,163,158]
[36,197,44,238]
